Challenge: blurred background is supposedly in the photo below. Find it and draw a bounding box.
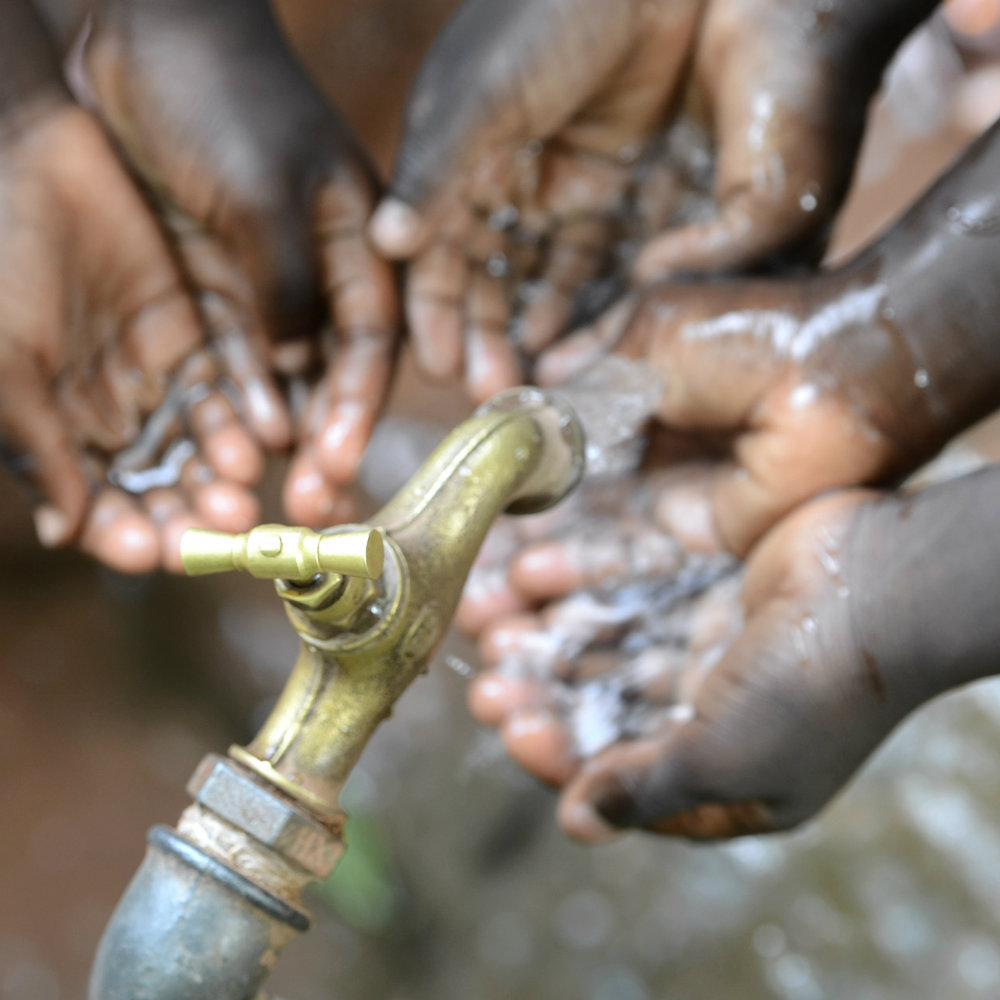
[5,1,1000,997]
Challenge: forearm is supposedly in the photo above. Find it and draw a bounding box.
[0,0,68,119]
[848,467,1000,709]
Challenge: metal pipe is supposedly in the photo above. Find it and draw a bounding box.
[89,388,584,1000]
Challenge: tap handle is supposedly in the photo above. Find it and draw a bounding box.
[180,524,384,582]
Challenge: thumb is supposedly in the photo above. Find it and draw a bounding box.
[370,0,534,259]
[371,0,636,258]
[602,282,796,431]
[558,725,775,842]
[634,186,827,282]
[0,348,89,547]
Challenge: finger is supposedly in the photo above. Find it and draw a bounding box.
[650,465,727,553]
[555,736,684,841]
[0,349,89,547]
[558,715,775,842]
[188,387,264,487]
[534,295,636,386]
[454,565,531,637]
[502,709,579,788]
[368,0,533,257]
[478,612,547,667]
[465,270,522,402]
[237,198,325,344]
[282,449,357,528]
[537,590,633,650]
[181,457,260,534]
[686,575,744,654]
[58,356,137,454]
[635,188,814,280]
[315,176,399,482]
[468,671,553,726]
[623,646,689,706]
[194,480,260,534]
[517,215,614,355]
[200,292,293,450]
[312,331,394,485]
[372,0,648,258]
[124,285,203,386]
[710,383,893,556]
[95,341,152,445]
[79,487,160,574]
[615,283,800,431]
[634,54,848,285]
[508,525,682,601]
[406,228,470,382]
[142,487,204,575]
[479,611,579,677]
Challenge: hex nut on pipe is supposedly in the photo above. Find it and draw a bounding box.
[188,755,342,878]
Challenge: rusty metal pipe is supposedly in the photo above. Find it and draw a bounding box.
[88,388,584,1000]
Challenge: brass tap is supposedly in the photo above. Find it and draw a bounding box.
[90,388,584,1000]
[179,387,584,818]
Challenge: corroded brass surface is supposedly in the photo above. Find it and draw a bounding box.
[183,388,584,820]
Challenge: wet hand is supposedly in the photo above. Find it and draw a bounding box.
[0,103,262,573]
[537,267,931,556]
[84,0,398,525]
[371,0,923,399]
[466,485,918,844]
[370,0,704,399]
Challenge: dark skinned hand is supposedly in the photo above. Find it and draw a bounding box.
[465,469,1000,843]
[83,0,398,526]
[0,98,263,572]
[371,0,935,402]
[536,116,1000,556]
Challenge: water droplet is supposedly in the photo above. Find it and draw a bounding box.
[486,251,511,279]
[789,383,819,410]
[443,654,475,680]
[800,192,818,212]
[668,703,695,724]
[488,203,519,231]
[617,143,642,165]
[914,368,930,389]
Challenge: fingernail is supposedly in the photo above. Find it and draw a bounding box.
[370,199,422,255]
[34,505,70,548]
